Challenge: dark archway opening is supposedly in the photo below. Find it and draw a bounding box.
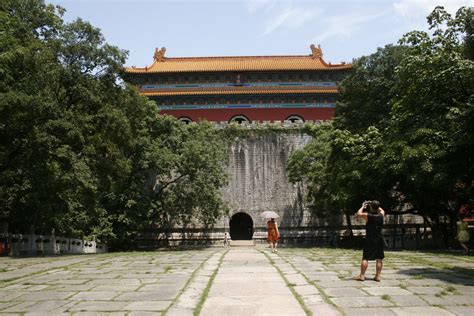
[178,116,193,124]
[229,115,251,124]
[285,115,305,123]
[229,212,254,240]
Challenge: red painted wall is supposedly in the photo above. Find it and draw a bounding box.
[159,108,335,122]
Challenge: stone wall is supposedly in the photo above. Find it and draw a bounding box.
[136,129,427,248]
[209,130,425,244]
[216,131,313,230]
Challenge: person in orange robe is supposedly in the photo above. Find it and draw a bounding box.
[267,218,280,253]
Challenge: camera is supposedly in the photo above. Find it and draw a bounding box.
[363,200,371,209]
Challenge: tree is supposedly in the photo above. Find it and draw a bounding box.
[382,6,474,233]
[289,6,474,246]
[288,124,388,228]
[289,43,410,218]
[145,120,228,245]
[334,45,408,133]
[0,0,229,246]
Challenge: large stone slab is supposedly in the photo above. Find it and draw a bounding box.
[325,288,368,297]
[292,285,320,296]
[1,302,37,313]
[446,306,474,316]
[51,278,90,285]
[68,301,129,312]
[390,306,455,315]
[330,296,394,308]
[301,295,323,305]
[200,295,305,316]
[363,286,412,296]
[451,285,474,294]
[307,303,340,315]
[69,291,118,301]
[139,283,183,292]
[406,286,443,295]
[389,295,429,307]
[209,280,290,296]
[123,300,171,311]
[0,291,26,301]
[16,291,75,301]
[0,302,19,311]
[284,273,308,285]
[443,294,474,305]
[91,284,139,292]
[166,307,194,316]
[405,279,446,286]
[317,275,342,282]
[114,291,177,301]
[317,280,364,288]
[18,300,70,312]
[343,307,396,316]
[418,295,455,306]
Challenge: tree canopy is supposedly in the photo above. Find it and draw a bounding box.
[0,0,228,247]
[288,6,474,234]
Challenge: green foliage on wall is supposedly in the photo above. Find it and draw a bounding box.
[219,122,316,142]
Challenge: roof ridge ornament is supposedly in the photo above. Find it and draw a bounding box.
[310,44,323,59]
[154,47,166,62]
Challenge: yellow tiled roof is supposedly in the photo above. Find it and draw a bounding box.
[141,87,338,96]
[125,46,352,73]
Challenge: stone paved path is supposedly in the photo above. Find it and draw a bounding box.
[0,247,473,315]
[200,248,312,315]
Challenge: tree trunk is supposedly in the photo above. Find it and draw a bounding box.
[345,213,354,237]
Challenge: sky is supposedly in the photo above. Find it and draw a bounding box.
[47,0,474,67]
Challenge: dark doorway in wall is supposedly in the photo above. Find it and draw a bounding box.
[229,212,254,240]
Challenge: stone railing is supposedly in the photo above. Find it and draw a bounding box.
[0,234,107,257]
[134,221,439,251]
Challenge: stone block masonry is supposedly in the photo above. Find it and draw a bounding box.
[221,131,313,228]
[136,128,427,248]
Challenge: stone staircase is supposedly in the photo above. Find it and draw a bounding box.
[229,240,255,247]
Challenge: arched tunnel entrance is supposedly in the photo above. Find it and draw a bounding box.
[229,212,254,240]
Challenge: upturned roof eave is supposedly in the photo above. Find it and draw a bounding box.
[123,45,352,74]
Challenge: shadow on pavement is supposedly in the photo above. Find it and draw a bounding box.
[396,267,474,286]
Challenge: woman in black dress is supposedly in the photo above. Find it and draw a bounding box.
[353,200,385,282]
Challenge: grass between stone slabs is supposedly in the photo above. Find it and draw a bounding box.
[445,285,459,295]
[381,294,392,302]
[0,255,101,287]
[394,251,474,276]
[260,250,313,316]
[193,249,229,316]
[275,250,346,316]
[436,290,448,297]
[161,249,223,316]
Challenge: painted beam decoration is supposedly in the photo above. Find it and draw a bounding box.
[123,45,352,123]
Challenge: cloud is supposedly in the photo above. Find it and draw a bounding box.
[261,6,321,36]
[393,0,474,21]
[313,10,388,43]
